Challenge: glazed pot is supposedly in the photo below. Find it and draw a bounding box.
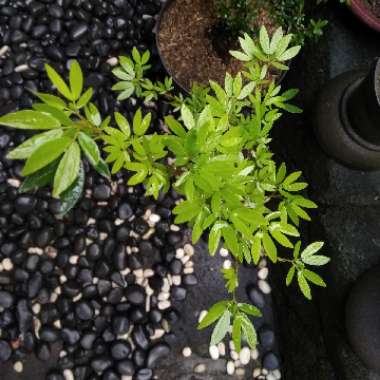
[350,0,380,32]
[313,58,380,170]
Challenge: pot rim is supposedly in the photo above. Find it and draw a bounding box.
[155,0,288,95]
[350,0,380,32]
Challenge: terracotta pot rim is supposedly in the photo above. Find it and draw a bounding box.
[350,0,380,32]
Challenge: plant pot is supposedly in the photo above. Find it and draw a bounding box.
[155,0,284,93]
[346,265,380,373]
[313,58,380,171]
[350,0,380,32]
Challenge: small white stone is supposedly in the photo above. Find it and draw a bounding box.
[50,293,58,303]
[262,368,268,375]
[158,292,170,301]
[209,345,219,360]
[176,248,185,259]
[194,364,206,373]
[63,369,74,380]
[73,293,82,302]
[185,260,194,268]
[59,275,67,284]
[13,361,23,373]
[226,361,235,375]
[253,368,261,377]
[0,45,10,58]
[258,280,271,294]
[218,342,226,356]
[184,244,194,256]
[236,368,245,377]
[87,218,96,225]
[32,303,41,315]
[145,286,154,296]
[273,369,282,379]
[234,359,241,367]
[162,319,170,333]
[121,376,133,380]
[54,320,62,329]
[182,346,192,357]
[251,349,259,360]
[142,229,155,240]
[115,218,124,226]
[149,214,160,223]
[150,328,165,340]
[184,267,194,274]
[158,300,171,310]
[181,255,190,265]
[258,267,269,280]
[2,258,13,271]
[134,269,144,278]
[28,247,43,255]
[143,269,154,278]
[220,248,229,257]
[239,347,251,365]
[230,350,239,361]
[170,224,180,232]
[172,275,181,286]
[15,64,29,72]
[229,340,235,351]
[106,57,118,66]
[99,232,108,240]
[198,310,207,323]
[267,374,276,380]
[69,255,79,265]
[223,260,232,269]
[45,246,57,258]
[258,258,267,268]
[162,279,170,293]
[7,178,20,187]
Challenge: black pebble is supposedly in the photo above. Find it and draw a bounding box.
[111,340,131,360]
[125,285,145,305]
[135,368,153,380]
[263,352,280,370]
[94,184,111,201]
[146,343,170,369]
[0,340,11,361]
[0,290,14,308]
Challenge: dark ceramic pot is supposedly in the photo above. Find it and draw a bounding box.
[350,0,380,32]
[155,0,288,94]
[313,58,380,170]
[346,266,380,373]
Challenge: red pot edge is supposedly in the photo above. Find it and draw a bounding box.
[350,0,380,32]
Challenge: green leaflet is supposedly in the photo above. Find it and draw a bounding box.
[58,162,85,216]
[19,159,59,193]
[22,137,72,176]
[240,314,257,349]
[210,310,231,346]
[53,141,81,198]
[69,60,83,100]
[45,64,73,100]
[198,301,229,330]
[32,103,72,126]
[297,272,312,300]
[7,129,64,160]
[0,110,60,130]
[78,132,100,166]
[232,315,242,353]
[94,158,111,179]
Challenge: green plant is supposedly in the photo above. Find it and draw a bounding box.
[0,26,330,352]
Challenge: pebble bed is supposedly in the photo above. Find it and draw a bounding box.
[0,0,281,379]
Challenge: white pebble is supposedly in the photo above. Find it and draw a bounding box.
[176,248,185,259]
[194,364,206,373]
[134,269,144,278]
[158,292,170,301]
[220,248,229,257]
[182,346,192,357]
[258,258,267,268]
[170,224,180,231]
[143,269,154,278]
[0,45,9,58]
[87,218,96,225]
[15,64,29,73]
[162,279,170,293]
[230,350,239,361]
[158,300,171,310]
[258,280,271,294]
[32,303,41,315]
[181,255,190,264]
[258,267,269,280]
[184,267,194,274]
[218,342,226,356]
[149,214,160,223]
[267,374,276,380]
[69,255,79,265]
[99,232,108,240]
[184,244,194,256]
[54,320,62,329]
[45,246,57,258]
[114,218,124,226]
[251,349,259,360]
[209,345,219,360]
[273,369,282,379]
[236,368,245,377]
[226,361,235,375]
[2,258,13,271]
[150,328,165,340]
[7,178,20,187]
[28,247,43,255]
[198,310,207,323]
[172,275,181,286]
[106,57,118,66]
[262,368,268,375]
[121,376,132,380]
[229,340,235,351]
[253,368,261,377]
[223,260,232,269]
[13,361,23,373]
[239,347,251,365]
[63,369,74,380]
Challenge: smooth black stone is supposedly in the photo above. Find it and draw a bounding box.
[70,23,88,40]
[0,290,14,308]
[132,349,146,368]
[65,43,81,57]
[1,242,16,256]
[113,245,126,270]
[171,286,187,301]
[26,255,40,272]
[112,316,129,335]
[36,343,51,361]
[108,288,123,304]
[116,225,130,242]
[28,273,42,298]
[0,273,11,285]
[111,341,131,360]
[46,46,64,61]
[49,4,63,18]
[125,285,145,305]
[149,309,162,324]
[15,195,37,214]
[11,30,27,43]
[110,272,126,288]
[263,352,280,370]
[80,332,96,350]
[91,356,112,374]
[95,262,110,278]
[61,328,80,345]
[116,360,135,376]
[132,325,149,350]
[82,285,97,299]
[0,88,10,101]
[94,184,111,201]
[146,343,170,369]
[50,19,62,34]
[133,218,149,235]
[16,300,33,333]
[182,274,198,286]
[97,280,112,296]
[135,368,153,380]
[87,243,101,261]
[0,340,11,361]
[39,326,60,343]
[102,369,120,380]
[35,227,54,247]
[169,259,183,275]
[118,203,133,219]
[11,85,23,99]
[164,309,179,323]
[259,328,275,350]
[248,287,265,309]
[22,17,34,33]
[75,301,94,320]
[46,371,64,380]
[32,25,48,39]
[85,73,104,88]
